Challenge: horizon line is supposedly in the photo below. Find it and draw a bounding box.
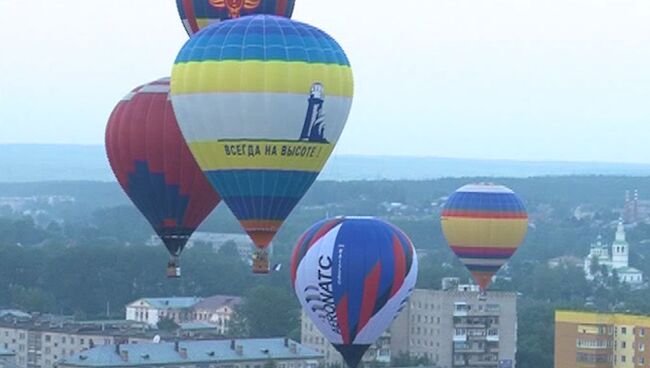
[3,143,650,167]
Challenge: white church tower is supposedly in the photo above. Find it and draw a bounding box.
[584,218,643,285]
[611,219,629,269]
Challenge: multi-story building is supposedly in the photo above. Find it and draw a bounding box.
[393,288,517,368]
[125,297,201,326]
[125,295,241,334]
[0,317,157,368]
[301,284,517,368]
[57,338,322,368]
[1,347,16,368]
[555,310,650,368]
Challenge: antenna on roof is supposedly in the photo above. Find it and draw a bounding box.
[152,335,161,343]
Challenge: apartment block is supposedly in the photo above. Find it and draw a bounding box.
[555,311,650,368]
[0,317,156,368]
[1,347,16,368]
[301,284,517,368]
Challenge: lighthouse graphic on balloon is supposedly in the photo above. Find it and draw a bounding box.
[300,83,328,143]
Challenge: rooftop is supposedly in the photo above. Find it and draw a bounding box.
[178,322,218,331]
[0,310,31,319]
[617,266,643,274]
[557,310,650,327]
[129,298,202,310]
[60,338,322,367]
[0,318,157,338]
[193,295,241,311]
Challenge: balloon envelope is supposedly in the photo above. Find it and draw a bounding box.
[106,78,221,275]
[171,15,354,273]
[176,0,296,36]
[291,217,417,368]
[441,184,528,290]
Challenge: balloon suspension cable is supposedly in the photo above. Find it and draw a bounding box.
[166,256,181,278]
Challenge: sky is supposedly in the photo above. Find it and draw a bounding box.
[0,0,649,162]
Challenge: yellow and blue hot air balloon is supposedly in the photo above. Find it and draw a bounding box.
[171,15,354,273]
[440,184,528,291]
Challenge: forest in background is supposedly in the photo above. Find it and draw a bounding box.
[3,176,650,368]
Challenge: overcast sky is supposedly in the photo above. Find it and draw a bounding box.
[1,0,649,162]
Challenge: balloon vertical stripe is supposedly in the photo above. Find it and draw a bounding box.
[390,236,406,298]
[175,0,296,36]
[337,295,351,345]
[358,263,381,338]
[180,0,200,34]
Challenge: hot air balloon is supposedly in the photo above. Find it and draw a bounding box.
[291,217,418,368]
[176,0,296,36]
[106,78,221,278]
[440,183,528,291]
[171,15,354,273]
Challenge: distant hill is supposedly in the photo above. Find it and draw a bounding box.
[0,144,113,182]
[2,144,650,182]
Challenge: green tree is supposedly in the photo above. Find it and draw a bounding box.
[263,360,278,368]
[9,285,55,313]
[589,256,599,277]
[516,299,557,368]
[391,352,433,367]
[157,317,179,332]
[231,285,299,338]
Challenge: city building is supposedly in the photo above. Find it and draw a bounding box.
[583,220,643,285]
[57,338,322,368]
[0,317,155,368]
[0,312,30,320]
[192,296,242,335]
[623,189,650,224]
[1,347,17,368]
[1,309,246,368]
[555,310,650,368]
[125,297,202,326]
[548,256,584,269]
[301,282,517,368]
[125,295,240,334]
[393,288,517,368]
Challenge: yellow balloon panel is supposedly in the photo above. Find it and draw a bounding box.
[188,141,334,172]
[171,61,354,97]
[440,217,528,247]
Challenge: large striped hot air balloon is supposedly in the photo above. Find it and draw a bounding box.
[175,0,296,36]
[171,15,354,273]
[291,217,418,368]
[440,184,528,291]
[106,78,221,278]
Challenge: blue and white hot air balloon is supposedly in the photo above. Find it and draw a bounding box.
[291,217,418,368]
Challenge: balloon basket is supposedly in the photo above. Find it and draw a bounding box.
[252,250,270,274]
[166,258,181,278]
[478,290,487,301]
